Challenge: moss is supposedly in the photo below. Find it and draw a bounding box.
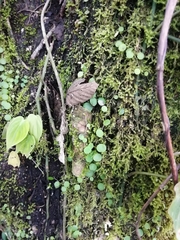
[59,0,180,239]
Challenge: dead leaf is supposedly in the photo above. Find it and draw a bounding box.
[71,105,92,176]
[8,151,20,167]
[66,78,99,106]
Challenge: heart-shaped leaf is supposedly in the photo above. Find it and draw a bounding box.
[66,78,99,106]
[26,114,43,143]
[6,116,29,150]
[16,134,36,157]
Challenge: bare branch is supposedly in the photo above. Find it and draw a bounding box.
[156,0,178,184]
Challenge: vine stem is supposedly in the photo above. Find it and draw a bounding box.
[136,164,180,240]
[156,0,178,185]
[40,2,67,240]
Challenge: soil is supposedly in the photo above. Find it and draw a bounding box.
[0,0,67,239]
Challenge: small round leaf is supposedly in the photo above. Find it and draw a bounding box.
[89,163,97,171]
[101,106,107,112]
[137,52,145,60]
[97,183,105,191]
[74,184,80,191]
[96,129,104,137]
[103,119,110,126]
[97,144,106,153]
[54,181,60,188]
[93,153,102,162]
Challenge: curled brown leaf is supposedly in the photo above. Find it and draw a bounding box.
[66,78,99,107]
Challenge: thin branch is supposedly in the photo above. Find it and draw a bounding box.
[44,81,57,135]
[31,25,55,59]
[135,164,180,240]
[156,0,178,184]
[40,0,67,163]
[44,155,50,240]
[35,42,53,116]
[40,3,67,240]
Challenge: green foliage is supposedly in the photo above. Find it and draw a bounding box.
[168,182,180,240]
[60,0,180,239]
[4,114,43,158]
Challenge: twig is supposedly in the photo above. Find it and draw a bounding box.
[31,25,55,59]
[44,155,50,240]
[35,42,53,116]
[17,3,45,13]
[44,81,57,135]
[154,9,180,32]
[41,2,67,240]
[136,164,180,240]
[41,0,67,164]
[156,0,178,185]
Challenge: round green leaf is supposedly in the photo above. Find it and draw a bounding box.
[97,144,106,153]
[90,98,97,106]
[85,153,93,163]
[103,119,110,126]
[74,184,80,191]
[2,94,8,100]
[119,108,125,115]
[82,137,87,143]
[108,199,113,206]
[4,114,11,121]
[98,97,105,106]
[96,129,104,137]
[72,230,82,238]
[77,71,84,78]
[84,146,92,154]
[85,170,94,177]
[124,236,130,240]
[97,183,105,191]
[54,181,60,189]
[64,181,70,188]
[126,49,134,59]
[137,229,143,237]
[113,95,118,99]
[1,88,8,93]
[77,177,83,183]
[115,40,122,48]
[6,116,29,150]
[118,26,124,32]
[89,163,97,171]
[93,153,102,162]
[101,106,107,112]
[0,65,4,71]
[0,58,6,65]
[144,71,149,76]
[78,134,85,141]
[134,68,141,75]
[83,102,93,112]
[2,81,8,88]
[106,192,113,198]
[90,177,94,181]
[144,222,150,230]
[118,43,126,52]
[1,100,11,110]
[137,52,145,60]
[61,186,67,192]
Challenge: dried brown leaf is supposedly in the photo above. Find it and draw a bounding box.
[66,78,99,106]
